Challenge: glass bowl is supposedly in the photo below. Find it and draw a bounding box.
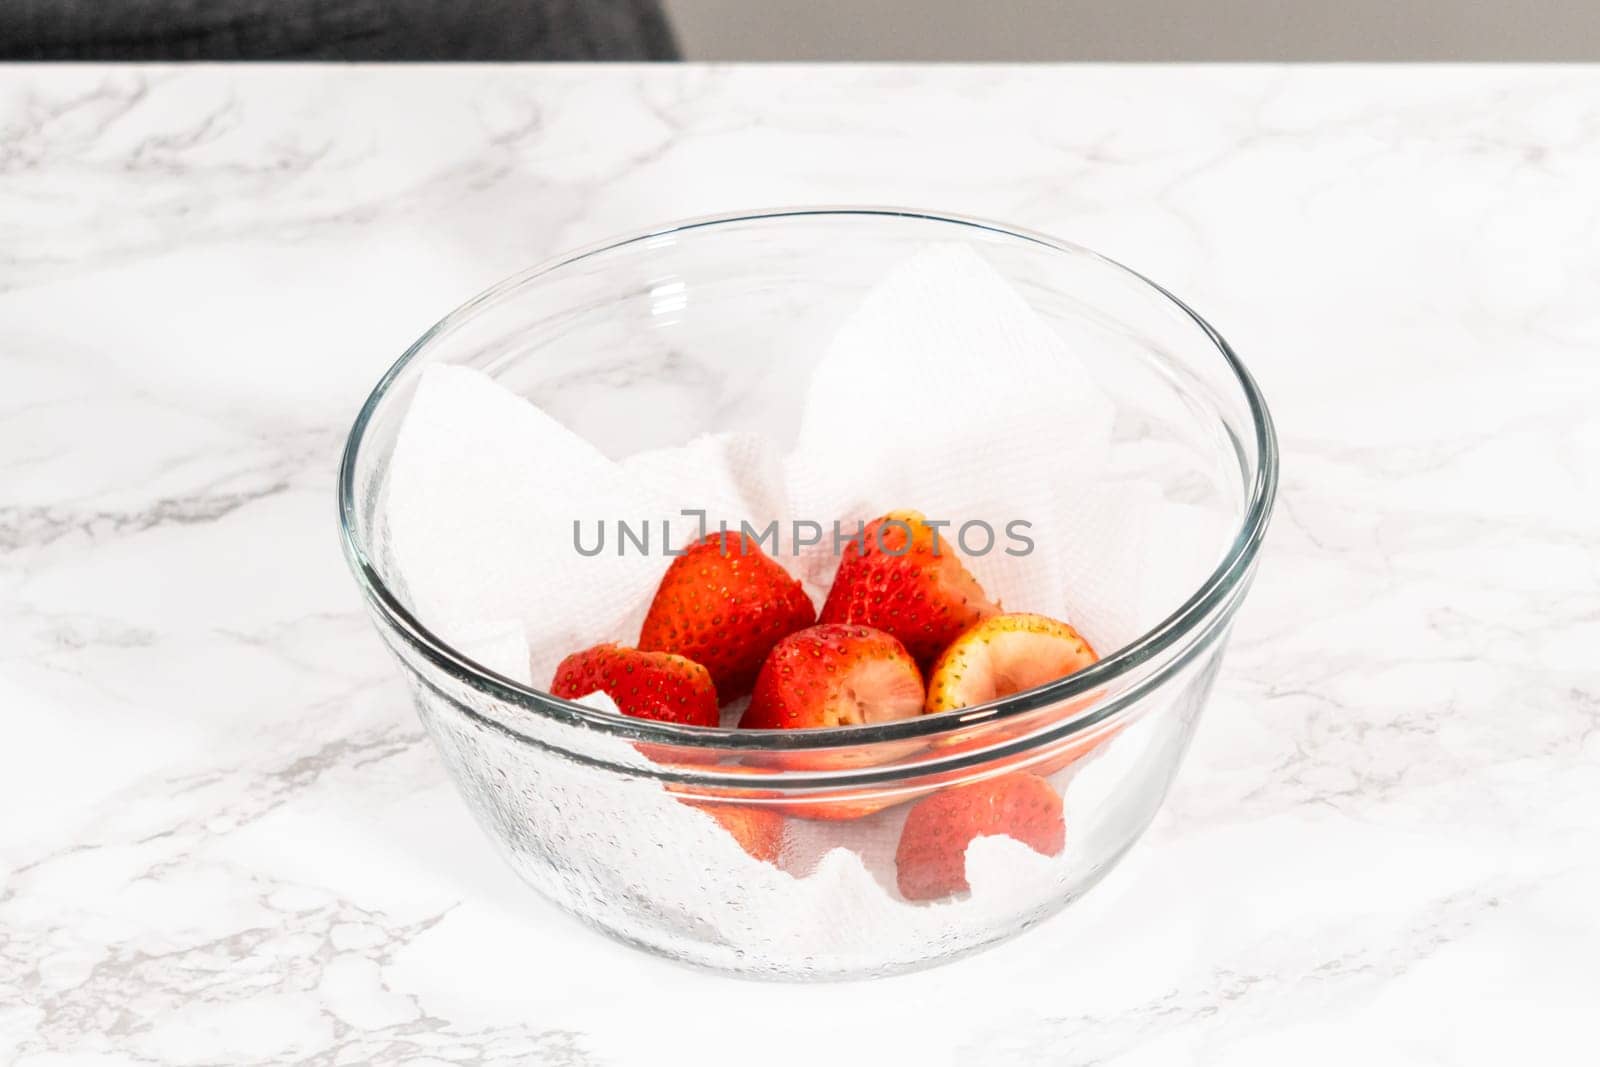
[338,208,1278,979]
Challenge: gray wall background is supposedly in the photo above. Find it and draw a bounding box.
[662,0,1600,60]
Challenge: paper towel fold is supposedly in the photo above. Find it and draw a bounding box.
[381,241,1228,931]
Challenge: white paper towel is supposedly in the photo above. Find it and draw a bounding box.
[382,242,1227,934]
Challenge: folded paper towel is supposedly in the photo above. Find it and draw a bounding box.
[382,241,1223,926]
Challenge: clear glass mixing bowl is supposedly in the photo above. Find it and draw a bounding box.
[339,208,1278,979]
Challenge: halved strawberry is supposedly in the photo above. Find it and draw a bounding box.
[924,612,1098,713]
[739,623,925,730]
[819,510,998,669]
[550,644,719,727]
[640,532,816,701]
[924,696,1120,780]
[895,771,1065,901]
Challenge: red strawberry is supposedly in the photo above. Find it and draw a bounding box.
[687,801,786,864]
[926,698,1120,780]
[549,644,719,727]
[819,510,998,670]
[740,624,924,730]
[895,772,1065,901]
[640,532,816,701]
[668,760,921,823]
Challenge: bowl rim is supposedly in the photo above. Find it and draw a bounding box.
[338,206,1279,755]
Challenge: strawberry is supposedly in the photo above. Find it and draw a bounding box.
[739,623,927,819]
[685,801,786,864]
[924,612,1098,713]
[819,510,998,670]
[669,759,921,823]
[924,699,1120,781]
[772,783,917,822]
[549,644,719,727]
[895,772,1065,901]
[739,624,925,730]
[639,532,816,701]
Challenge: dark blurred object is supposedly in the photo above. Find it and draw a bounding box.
[0,0,679,60]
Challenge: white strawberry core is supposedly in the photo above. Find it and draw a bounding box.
[951,631,1092,704]
[835,659,925,725]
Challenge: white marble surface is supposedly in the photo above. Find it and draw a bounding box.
[2,65,1598,1065]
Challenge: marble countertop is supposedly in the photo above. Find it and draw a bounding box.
[3,65,1597,1065]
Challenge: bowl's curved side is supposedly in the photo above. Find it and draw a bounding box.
[337,207,1276,977]
[393,590,1239,979]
